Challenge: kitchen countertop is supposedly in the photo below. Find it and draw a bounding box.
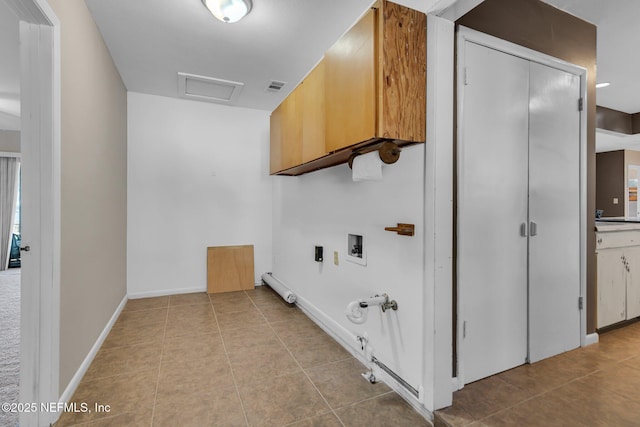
[596,218,640,231]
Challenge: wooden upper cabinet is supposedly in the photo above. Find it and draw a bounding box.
[270,83,303,174]
[269,0,425,175]
[325,9,376,153]
[325,1,426,153]
[270,60,326,174]
[378,1,426,142]
[301,60,326,163]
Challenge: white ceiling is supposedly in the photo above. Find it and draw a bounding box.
[596,129,640,153]
[542,0,640,114]
[84,0,379,111]
[0,0,20,131]
[84,0,640,114]
[2,0,640,152]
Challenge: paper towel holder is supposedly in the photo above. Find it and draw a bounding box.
[348,141,402,169]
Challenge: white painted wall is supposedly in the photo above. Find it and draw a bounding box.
[127,92,272,297]
[48,0,128,397]
[272,145,425,393]
[0,131,20,152]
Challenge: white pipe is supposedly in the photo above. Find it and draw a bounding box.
[346,300,368,324]
[261,272,296,304]
[358,295,388,307]
[345,294,390,324]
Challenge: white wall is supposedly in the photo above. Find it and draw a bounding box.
[0,131,20,153]
[272,144,425,393]
[127,92,272,297]
[49,0,128,395]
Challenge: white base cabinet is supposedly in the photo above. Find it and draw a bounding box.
[625,246,640,320]
[596,229,640,328]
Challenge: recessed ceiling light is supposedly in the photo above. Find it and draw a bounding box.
[596,82,611,88]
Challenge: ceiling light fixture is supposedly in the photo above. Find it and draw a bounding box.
[596,82,611,88]
[201,0,252,23]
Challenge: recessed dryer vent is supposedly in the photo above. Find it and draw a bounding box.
[178,72,244,104]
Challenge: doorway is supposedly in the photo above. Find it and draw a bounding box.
[457,27,586,385]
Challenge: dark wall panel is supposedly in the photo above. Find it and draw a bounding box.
[597,106,633,135]
[596,150,625,217]
[633,113,640,134]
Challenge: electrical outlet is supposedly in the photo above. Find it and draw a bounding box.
[613,198,619,205]
[334,251,339,266]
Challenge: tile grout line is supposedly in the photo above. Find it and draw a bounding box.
[57,302,170,427]
[148,299,170,427]
[211,293,251,427]
[246,290,347,427]
[446,342,640,427]
[470,367,612,425]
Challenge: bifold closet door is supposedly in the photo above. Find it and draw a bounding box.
[528,62,581,362]
[458,41,529,384]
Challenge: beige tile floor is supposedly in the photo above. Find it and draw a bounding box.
[55,287,431,427]
[435,321,640,427]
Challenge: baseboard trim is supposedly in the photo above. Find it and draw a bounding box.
[57,294,128,410]
[293,290,433,421]
[584,332,599,346]
[128,283,263,299]
[127,286,205,299]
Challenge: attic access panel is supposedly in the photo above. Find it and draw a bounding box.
[178,72,244,104]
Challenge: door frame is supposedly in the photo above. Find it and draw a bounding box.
[4,0,61,425]
[456,26,588,386]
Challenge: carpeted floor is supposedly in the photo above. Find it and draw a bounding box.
[0,268,20,427]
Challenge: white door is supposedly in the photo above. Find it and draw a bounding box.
[18,15,60,427]
[528,62,581,362]
[459,39,582,384]
[458,41,530,384]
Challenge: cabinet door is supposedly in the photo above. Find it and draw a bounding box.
[324,8,376,152]
[597,248,627,328]
[301,60,326,163]
[269,85,302,174]
[625,246,640,320]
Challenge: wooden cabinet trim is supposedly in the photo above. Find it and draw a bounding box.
[378,0,426,141]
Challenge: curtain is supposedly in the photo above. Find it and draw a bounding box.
[0,157,19,270]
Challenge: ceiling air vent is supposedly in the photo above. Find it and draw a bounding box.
[266,80,286,93]
[178,72,244,104]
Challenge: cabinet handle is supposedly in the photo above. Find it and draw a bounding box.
[520,222,527,237]
[530,221,538,237]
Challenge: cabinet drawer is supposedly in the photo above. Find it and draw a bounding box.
[596,231,640,250]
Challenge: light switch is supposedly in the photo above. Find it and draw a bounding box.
[613,198,619,205]
[334,251,339,266]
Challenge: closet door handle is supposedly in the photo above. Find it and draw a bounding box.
[530,221,538,237]
[520,222,528,237]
